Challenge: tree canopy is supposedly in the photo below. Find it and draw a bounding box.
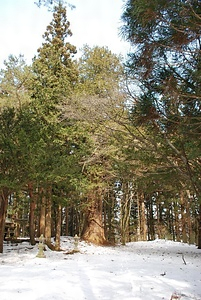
[0,0,201,252]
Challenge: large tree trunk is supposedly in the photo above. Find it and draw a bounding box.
[81,189,106,245]
[28,183,36,245]
[0,189,9,253]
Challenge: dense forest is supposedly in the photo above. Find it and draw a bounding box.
[0,0,201,253]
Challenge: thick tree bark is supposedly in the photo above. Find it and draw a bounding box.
[0,189,9,253]
[81,189,106,245]
[28,183,36,245]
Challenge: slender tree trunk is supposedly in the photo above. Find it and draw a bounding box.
[109,194,116,244]
[0,188,9,253]
[166,203,174,241]
[68,206,75,236]
[55,204,62,251]
[45,196,52,244]
[81,189,106,245]
[185,190,194,244]
[156,201,161,239]
[174,202,180,242]
[198,203,201,249]
[64,207,68,236]
[39,191,46,237]
[180,191,187,243]
[104,190,116,243]
[137,192,141,241]
[137,192,147,241]
[74,208,80,236]
[147,197,155,240]
[170,203,176,241]
[28,183,36,245]
[186,197,192,244]
[45,187,54,249]
[120,184,131,245]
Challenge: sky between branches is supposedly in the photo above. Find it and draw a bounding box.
[0,0,130,67]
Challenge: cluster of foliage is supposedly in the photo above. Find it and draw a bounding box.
[0,0,201,252]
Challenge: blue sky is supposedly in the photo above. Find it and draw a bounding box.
[0,0,130,67]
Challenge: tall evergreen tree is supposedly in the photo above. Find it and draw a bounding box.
[32,2,78,116]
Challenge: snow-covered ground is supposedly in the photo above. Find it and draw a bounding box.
[0,237,200,300]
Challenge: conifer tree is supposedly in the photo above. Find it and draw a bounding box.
[121,0,201,248]
[32,2,78,115]
[29,3,83,249]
